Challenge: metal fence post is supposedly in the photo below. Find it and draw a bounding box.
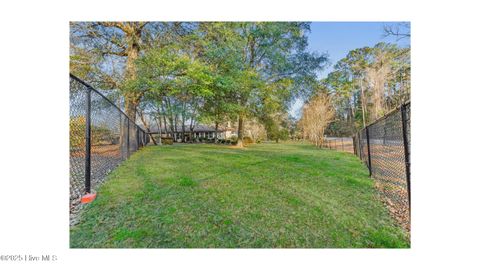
[366,126,372,176]
[84,87,92,194]
[358,133,362,160]
[359,133,362,158]
[127,120,130,157]
[401,104,411,210]
[136,127,140,149]
[341,137,344,151]
[353,136,356,155]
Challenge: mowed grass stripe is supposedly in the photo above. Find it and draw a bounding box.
[70,143,409,248]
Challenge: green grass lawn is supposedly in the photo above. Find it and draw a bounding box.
[70,142,409,248]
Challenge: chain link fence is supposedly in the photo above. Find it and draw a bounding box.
[70,74,149,224]
[321,137,354,153]
[353,102,411,230]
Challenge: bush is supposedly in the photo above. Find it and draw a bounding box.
[162,137,173,145]
[70,116,117,147]
[243,136,254,144]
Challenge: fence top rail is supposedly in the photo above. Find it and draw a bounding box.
[70,73,147,134]
[362,101,410,130]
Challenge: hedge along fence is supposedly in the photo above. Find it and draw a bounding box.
[70,74,149,220]
[353,102,411,230]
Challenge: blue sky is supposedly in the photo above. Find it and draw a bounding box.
[289,22,410,118]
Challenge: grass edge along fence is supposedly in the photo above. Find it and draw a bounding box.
[70,73,149,208]
[352,102,410,230]
[321,137,354,153]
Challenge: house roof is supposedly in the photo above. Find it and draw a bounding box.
[149,124,224,133]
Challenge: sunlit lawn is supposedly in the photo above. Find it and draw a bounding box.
[70,142,409,248]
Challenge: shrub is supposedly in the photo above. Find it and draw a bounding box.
[70,116,86,148]
[70,116,116,147]
[162,137,173,145]
[243,136,254,144]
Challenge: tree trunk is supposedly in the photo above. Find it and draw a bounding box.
[120,28,141,153]
[189,100,197,143]
[138,110,157,145]
[214,121,219,143]
[236,114,244,147]
[120,114,128,159]
[162,114,168,138]
[174,113,178,142]
[160,100,168,139]
[124,29,141,121]
[154,105,162,145]
[181,101,186,143]
[189,117,196,143]
[165,97,176,140]
[360,78,367,128]
[154,116,162,145]
[181,115,186,143]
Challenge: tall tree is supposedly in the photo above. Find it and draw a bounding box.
[234,22,328,146]
[196,23,242,142]
[298,92,335,147]
[70,22,150,120]
[132,42,214,142]
[70,22,195,121]
[321,42,410,135]
[383,22,411,40]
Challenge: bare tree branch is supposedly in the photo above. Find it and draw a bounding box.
[383,23,411,41]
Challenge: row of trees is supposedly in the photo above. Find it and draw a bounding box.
[70,22,328,146]
[298,24,410,146]
[298,42,410,143]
